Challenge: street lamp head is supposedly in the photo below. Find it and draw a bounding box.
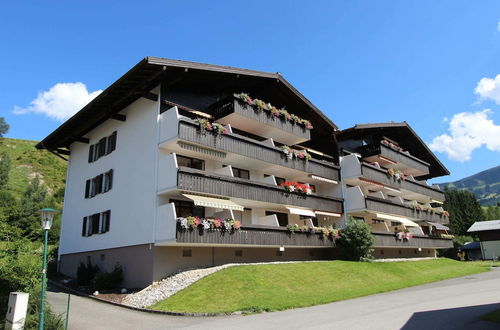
[36,208,58,230]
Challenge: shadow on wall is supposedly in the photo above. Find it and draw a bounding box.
[401,303,500,330]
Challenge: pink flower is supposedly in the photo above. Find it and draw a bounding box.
[222,128,228,135]
[298,152,305,159]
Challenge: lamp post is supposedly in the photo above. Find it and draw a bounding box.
[36,208,58,330]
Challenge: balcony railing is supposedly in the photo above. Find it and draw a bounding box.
[178,119,339,181]
[366,196,449,224]
[211,96,311,145]
[361,163,444,201]
[177,166,343,213]
[372,232,453,249]
[176,225,335,247]
[358,143,430,176]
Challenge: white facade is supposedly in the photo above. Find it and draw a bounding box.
[60,87,161,255]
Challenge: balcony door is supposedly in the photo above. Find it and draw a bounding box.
[266,211,288,227]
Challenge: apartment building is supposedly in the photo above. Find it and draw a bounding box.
[337,123,453,258]
[37,58,453,288]
[36,57,345,288]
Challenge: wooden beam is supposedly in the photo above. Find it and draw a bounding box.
[56,148,70,155]
[73,137,89,144]
[110,114,126,122]
[48,149,68,161]
[141,92,158,102]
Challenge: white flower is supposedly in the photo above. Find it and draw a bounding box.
[202,219,210,230]
[306,188,312,195]
[178,217,188,229]
[288,185,295,192]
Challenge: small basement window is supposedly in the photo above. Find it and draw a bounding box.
[182,249,192,257]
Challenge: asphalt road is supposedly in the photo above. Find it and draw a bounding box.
[48,267,500,330]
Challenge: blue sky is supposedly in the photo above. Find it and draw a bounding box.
[1,1,499,182]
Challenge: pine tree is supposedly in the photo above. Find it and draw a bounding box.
[0,117,9,138]
[17,176,48,239]
[0,152,11,189]
[444,189,485,235]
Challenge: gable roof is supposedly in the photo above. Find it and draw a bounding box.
[36,57,337,152]
[468,220,500,233]
[335,121,449,179]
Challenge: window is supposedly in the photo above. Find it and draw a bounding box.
[90,213,100,235]
[182,249,192,257]
[103,170,113,192]
[176,155,205,170]
[82,210,111,237]
[171,199,205,218]
[275,176,286,186]
[88,131,117,163]
[235,250,243,257]
[266,211,288,227]
[85,170,113,198]
[231,167,250,179]
[300,215,318,226]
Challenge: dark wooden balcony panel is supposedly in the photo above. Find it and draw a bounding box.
[366,197,449,224]
[359,143,429,175]
[361,164,444,201]
[372,232,453,249]
[177,167,343,213]
[212,97,311,142]
[176,226,335,247]
[178,120,339,180]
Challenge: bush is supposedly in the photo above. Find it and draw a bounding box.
[337,219,374,261]
[76,262,99,286]
[93,264,123,291]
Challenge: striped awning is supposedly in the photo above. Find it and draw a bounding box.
[182,194,244,211]
[426,222,449,231]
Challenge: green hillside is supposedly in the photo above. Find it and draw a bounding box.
[439,166,500,206]
[0,138,67,199]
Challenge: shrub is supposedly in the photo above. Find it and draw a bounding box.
[93,264,123,291]
[337,219,374,261]
[76,262,99,286]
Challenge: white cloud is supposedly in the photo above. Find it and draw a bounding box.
[429,109,500,161]
[13,82,102,121]
[475,74,500,105]
[498,20,500,32]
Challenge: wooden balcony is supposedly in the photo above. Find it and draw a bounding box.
[366,196,449,224]
[372,232,453,249]
[176,225,335,247]
[211,96,311,145]
[358,142,430,177]
[361,163,444,201]
[177,166,343,213]
[178,119,339,181]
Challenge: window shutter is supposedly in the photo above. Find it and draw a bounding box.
[103,210,111,233]
[108,169,113,190]
[87,216,93,236]
[88,145,94,163]
[108,131,117,154]
[85,179,91,198]
[82,217,87,237]
[98,174,104,194]
[98,138,106,158]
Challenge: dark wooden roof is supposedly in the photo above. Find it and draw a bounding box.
[335,122,450,179]
[36,57,338,151]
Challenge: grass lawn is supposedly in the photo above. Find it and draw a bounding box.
[151,258,488,314]
[483,309,500,323]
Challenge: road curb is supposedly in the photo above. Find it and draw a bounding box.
[48,280,232,317]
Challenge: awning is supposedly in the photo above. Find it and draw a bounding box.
[287,207,316,217]
[376,213,419,227]
[182,194,244,211]
[396,218,419,227]
[426,222,449,231]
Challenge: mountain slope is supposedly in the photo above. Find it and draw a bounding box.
[0,138,67,199]
[439,166,500,206]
